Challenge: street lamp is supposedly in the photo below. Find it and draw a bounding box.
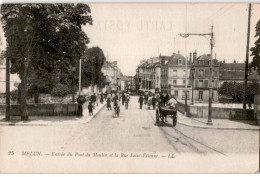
[72,67,76,102]
[191,67,195,105]
[179,25,214,125]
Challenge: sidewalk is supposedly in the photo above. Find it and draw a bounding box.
[0,102,106,126]
[177,112,260,130]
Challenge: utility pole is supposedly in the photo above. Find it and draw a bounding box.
[243,3,252,109]
[184,4,188,115]
[208,25,214,125]
[180,25,214,125]
[5,56,10,121]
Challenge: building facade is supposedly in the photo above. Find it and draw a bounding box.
[161,53,192,101]
[191,54,220,103]
[219,61,260,85]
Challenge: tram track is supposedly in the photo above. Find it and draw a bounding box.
[146,108,226,156]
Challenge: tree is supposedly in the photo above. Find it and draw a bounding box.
[250,20,260,74]
[81,46,106,88]
[1,4,92,120]
[218,81,260,103]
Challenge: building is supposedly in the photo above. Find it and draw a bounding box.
[191,54,220,103]
[219,61,260,85]
[161,52,192,100]
[102,61,123,91]
[137,56,161,91]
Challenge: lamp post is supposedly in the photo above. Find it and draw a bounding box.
[191,67,195,105]
[72,67,76,102]
[179,25,214,125]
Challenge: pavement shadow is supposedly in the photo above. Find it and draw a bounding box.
[0,116,83,124]
[154,122,174,128]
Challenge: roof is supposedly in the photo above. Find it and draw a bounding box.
[192,54,220,67]
[220,70,260,81]
[166,53,191,66]
[220,63,245,71]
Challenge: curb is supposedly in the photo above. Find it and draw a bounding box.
[86,103,106,121]
[146,109,259,131]
[177,119,260,131]
[0,103,106,126]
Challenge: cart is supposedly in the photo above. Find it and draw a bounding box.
[156,105,177,127]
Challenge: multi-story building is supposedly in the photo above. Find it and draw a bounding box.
[191,54,220,103]
[161,52,192,100]
[137,56,161,91]
[102,61,123,91]
[219,60,260,85]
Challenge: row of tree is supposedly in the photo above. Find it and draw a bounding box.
[218,81,259,103]
[1,4,107,120]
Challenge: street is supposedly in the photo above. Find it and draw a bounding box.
[0,96,258,156]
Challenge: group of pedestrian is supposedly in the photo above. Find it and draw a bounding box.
[87,92,107,116]
[138,94,158,110]
[138,91,175,110]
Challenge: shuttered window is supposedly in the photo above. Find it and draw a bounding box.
[204,69,210,77]
[205,80,208,88]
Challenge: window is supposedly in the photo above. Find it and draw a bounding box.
[199,91,203,100]
[198,80,203,88]
[173,80,177,85]
[183,70,186,77]
[212,91,214,101]
[175,90,178,97]
[183,80,186,85]
[212,80,215,88]
[173,70,177,77]
[199,69,204,77]
[182,91,190,99]
[178,59,182,65]
[199,60,204,65]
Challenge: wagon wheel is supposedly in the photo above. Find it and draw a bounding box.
[156,109,160,124]
[172,113,177,127]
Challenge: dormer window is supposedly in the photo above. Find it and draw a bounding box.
[199,60,204,65]
[178,59,182,65]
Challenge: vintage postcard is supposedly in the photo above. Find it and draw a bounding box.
[0,2,259,174]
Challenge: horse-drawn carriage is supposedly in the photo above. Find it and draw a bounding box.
[156,105,177,127]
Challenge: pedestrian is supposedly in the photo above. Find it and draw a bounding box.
[96,93,100,107]
[100,93,104,104]
[138,95,144,109]
[76,95,86,117]
[107,97,111,110]
[125,93,130,109]
[88,101,93,116]
[152,96,157,110]
[91,93,96,109]
[144,93,148,105]
[122,93,126,105]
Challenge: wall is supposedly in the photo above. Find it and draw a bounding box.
[177,102,255,120]
[0,103,78,116]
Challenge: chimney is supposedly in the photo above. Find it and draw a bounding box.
[223,59,225,63]
[178,50,180,54]
[189,52,192,64]
[193,50,197,63]
[233,60,236,63]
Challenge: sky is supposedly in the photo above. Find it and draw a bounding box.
[83,3,260,76]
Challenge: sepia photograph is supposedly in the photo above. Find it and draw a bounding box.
[0,1,259,174]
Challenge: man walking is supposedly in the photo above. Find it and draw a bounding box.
[138,95,144,109]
